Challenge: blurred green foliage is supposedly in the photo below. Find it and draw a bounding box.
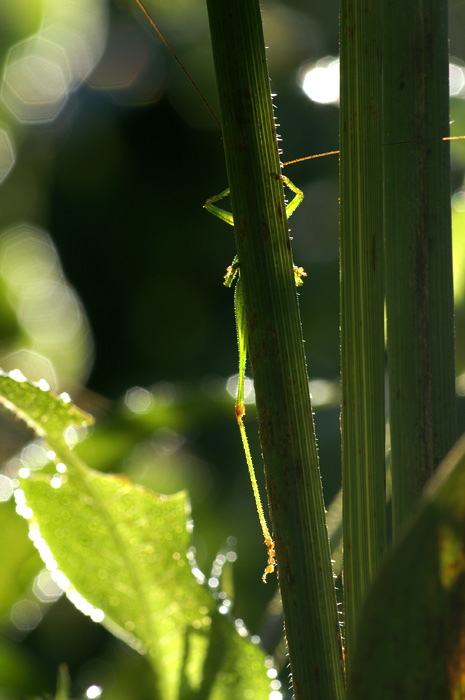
[0,0,464,697]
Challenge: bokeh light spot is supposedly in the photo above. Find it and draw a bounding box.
[10,599,42,631]
[450,61,465,98]
[309,378,339,407]
[2,37,71,123]
[88,21,148,91]
[33,569,63,603]
[226,374,255,404]
[21,442,49,471]
[2,351,58,393]
[0,224,94,389]
[0,129,15,184]
[125,386,153,414]
[0,474,13,501]
[301,57,339,105]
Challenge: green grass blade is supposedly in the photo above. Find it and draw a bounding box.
[383,0,456,536]
[339,0,386,668]
[347,432,465,699]
[54,664,71,700]
[206,1,344,697]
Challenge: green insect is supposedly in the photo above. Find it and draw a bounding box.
[204,174,306,582]
[135,0,336,581]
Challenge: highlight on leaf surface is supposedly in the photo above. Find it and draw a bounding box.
[0,369,93,442]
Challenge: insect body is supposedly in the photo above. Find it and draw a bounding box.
[204,174,306,581]
[135,0,333,584]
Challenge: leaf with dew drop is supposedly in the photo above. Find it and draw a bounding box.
[1,373,274,699]
[0,370,93,444]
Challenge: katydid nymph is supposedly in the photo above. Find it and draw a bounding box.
[134,0,338,582]
[204,176,307,582]
[201,150,343,579]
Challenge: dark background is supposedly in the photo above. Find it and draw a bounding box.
[0,0,464,697]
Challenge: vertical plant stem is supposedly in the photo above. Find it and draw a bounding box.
[339,0,386,670]
[205,1,345,697]
[383,0,456,536]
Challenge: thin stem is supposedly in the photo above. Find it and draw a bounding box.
[339,0,386,670]
[206,0,345,696]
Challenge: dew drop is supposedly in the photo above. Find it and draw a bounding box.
[91,609,104,623]
[51,570,70,591]
[64,426,78,448]
[269,691,283,700]
[9,369,26,382]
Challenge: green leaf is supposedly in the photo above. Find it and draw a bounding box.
[21,469,203,691]
[0,498,42,618]
[20,466,272,700]
[2,375,273,700]
[347,433,465,700]
[0,370,93,444]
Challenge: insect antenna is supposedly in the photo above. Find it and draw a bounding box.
[136,0,222,129]
[281,136,465,170]
[135,6,465,167]
[282,151,339,167]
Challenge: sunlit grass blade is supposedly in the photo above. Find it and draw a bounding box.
[382,0,456,537]
[347,432,465,699]
[206,0,345,696]
[339,0,386,669]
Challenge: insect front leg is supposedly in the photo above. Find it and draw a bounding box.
[271,172,304,219]
[204,187,234,226]
[269,173,307,286]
